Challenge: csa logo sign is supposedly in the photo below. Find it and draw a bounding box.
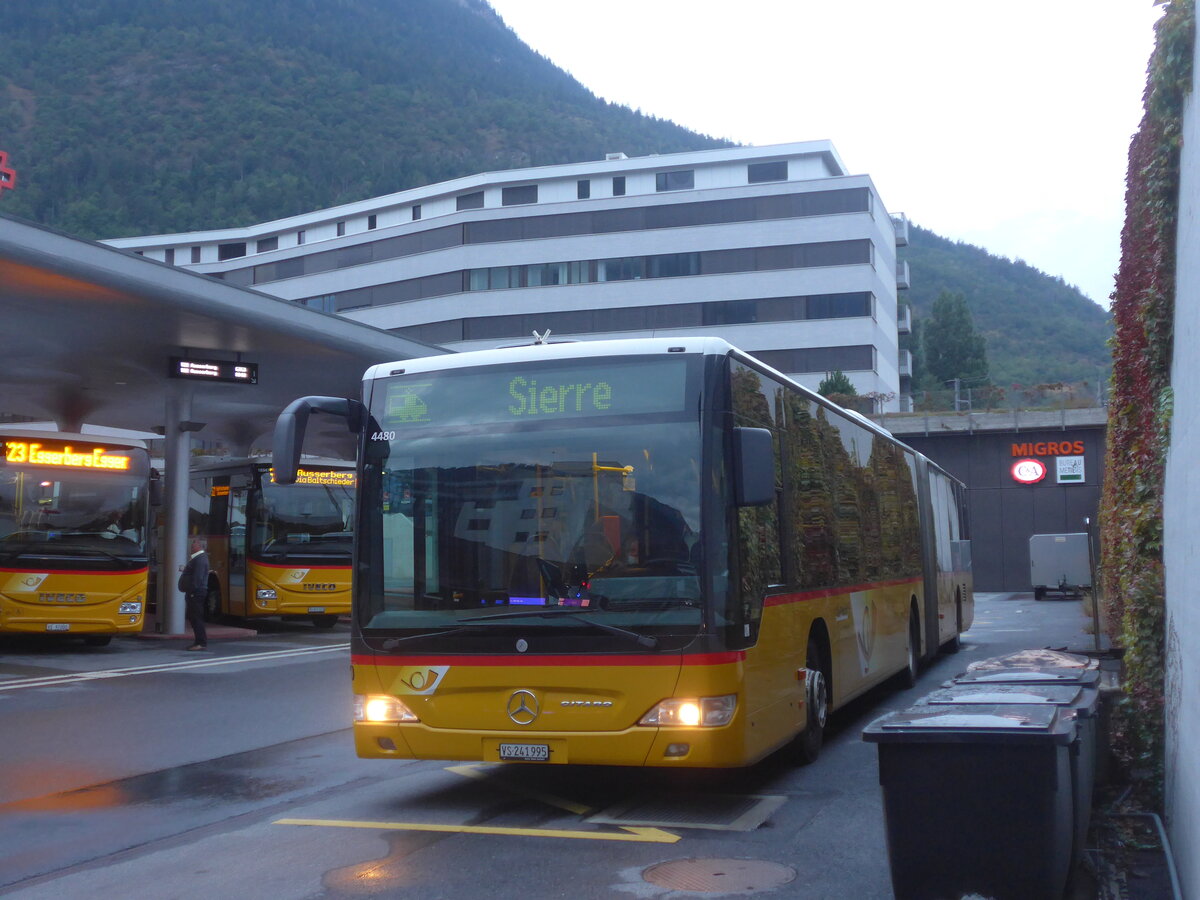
[1012,458,1047,484]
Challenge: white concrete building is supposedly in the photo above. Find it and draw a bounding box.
[109,142,911,410]
[1163,31,1200,897]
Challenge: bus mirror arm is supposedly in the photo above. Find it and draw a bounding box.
[733,427,774,507]
[273,396,367,485]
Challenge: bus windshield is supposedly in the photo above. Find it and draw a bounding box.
[254,471,354,561]
[0,468,149,563]
[361,357,705,648]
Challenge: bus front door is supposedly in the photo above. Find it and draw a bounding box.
[227,485,248,615]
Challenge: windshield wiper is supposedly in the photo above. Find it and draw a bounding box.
[457,607,658,649]
[379,624,490,649]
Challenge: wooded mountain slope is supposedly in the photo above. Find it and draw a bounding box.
[903,225,1111,387]
[0,0,726,237]
[0,0,1111,385]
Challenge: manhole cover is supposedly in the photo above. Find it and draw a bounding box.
[643,858,796,894]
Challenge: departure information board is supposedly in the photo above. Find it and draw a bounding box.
[169,357,258,384]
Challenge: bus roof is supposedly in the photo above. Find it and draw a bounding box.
[357,337,965,491]
[362,337,738,382]
[0,427,149,451]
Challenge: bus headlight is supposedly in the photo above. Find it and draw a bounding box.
[118,602,143,615]
[354,694,419,723]
[256,588,277,600]
[638,694,737,727]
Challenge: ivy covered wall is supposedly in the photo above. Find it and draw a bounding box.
[1100,0,1194,804]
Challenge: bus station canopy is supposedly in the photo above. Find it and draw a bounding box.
[0,213,446,455]
[0,211,448,635]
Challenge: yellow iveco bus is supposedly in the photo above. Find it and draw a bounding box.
[274,338,972,767]
[0,430,157,645]
[189,458,354,628]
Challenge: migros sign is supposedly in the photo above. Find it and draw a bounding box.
[1011,440,1085,457]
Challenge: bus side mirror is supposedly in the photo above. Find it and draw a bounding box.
[273,396,367,485]
[149,469,164,506]
[733,427,774,507]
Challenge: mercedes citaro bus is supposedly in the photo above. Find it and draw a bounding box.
[1,429,158,644]
[188,458,354,628]
[273,338,972,767]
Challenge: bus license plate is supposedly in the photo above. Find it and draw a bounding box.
[499,743,550,762]
[45,623,70,632]
[307,607,326,614]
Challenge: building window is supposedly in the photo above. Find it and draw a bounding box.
[612,176,626,197]
[457,191,485,211]
[502,185,538,206]
[302,295,337,314]
[655,170,694,192]
[748,161,788,184]
[297,230,306,246]
[336,221,346,237]
[165,248,175,266]
[412,205,422,221]
[577,179,591,199]
[368,214,377,230]
[191,246,201,264]
[751,345,876,374]
[217,242,247,261]
[256,236,278,253]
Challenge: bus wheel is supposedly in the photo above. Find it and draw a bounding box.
[84,635,112,647]
[203,586,222,622]
[942,597,963,654]
[311,615,340,629]
[793,635,829,765]
[901,610,920,688]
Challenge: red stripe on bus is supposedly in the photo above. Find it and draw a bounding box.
[763,576,922,607]
[354,651,745,668]
[0,567,149,576]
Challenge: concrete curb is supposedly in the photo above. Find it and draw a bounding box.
[135,624,258,641]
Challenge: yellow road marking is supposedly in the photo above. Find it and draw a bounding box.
[274,817,679,844]
[444,764,593,815]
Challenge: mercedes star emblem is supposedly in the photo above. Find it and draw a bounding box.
[507,689,540,725]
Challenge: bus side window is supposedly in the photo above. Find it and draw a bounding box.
[729,362,783,646]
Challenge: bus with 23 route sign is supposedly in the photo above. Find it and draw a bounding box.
[0,430,158,644]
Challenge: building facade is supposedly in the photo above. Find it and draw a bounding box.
[109,142,911,409]
[878,408,1107,592]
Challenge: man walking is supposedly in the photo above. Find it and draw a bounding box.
[178,537,210,651]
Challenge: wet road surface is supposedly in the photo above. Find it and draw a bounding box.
[0,593,1101,898]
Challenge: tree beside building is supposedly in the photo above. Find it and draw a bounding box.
[921,290,990,390]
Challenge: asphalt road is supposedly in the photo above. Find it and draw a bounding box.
[0,593,1101,899]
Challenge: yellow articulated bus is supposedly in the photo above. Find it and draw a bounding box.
[0,430,158,645]
[274,338,972,767]
[188,458,354,628]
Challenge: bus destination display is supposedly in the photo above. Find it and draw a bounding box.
[268,467,356,486]
[381,359,689,429]
[4,440,132,471]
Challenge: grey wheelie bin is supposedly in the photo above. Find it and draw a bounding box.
[918,680,1100,867]
[863,704,1077,900]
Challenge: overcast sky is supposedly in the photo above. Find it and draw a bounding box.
[485,0,1162,310]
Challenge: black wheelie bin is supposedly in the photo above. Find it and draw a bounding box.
[918,680,1100,868]
[863,703,1077,900]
